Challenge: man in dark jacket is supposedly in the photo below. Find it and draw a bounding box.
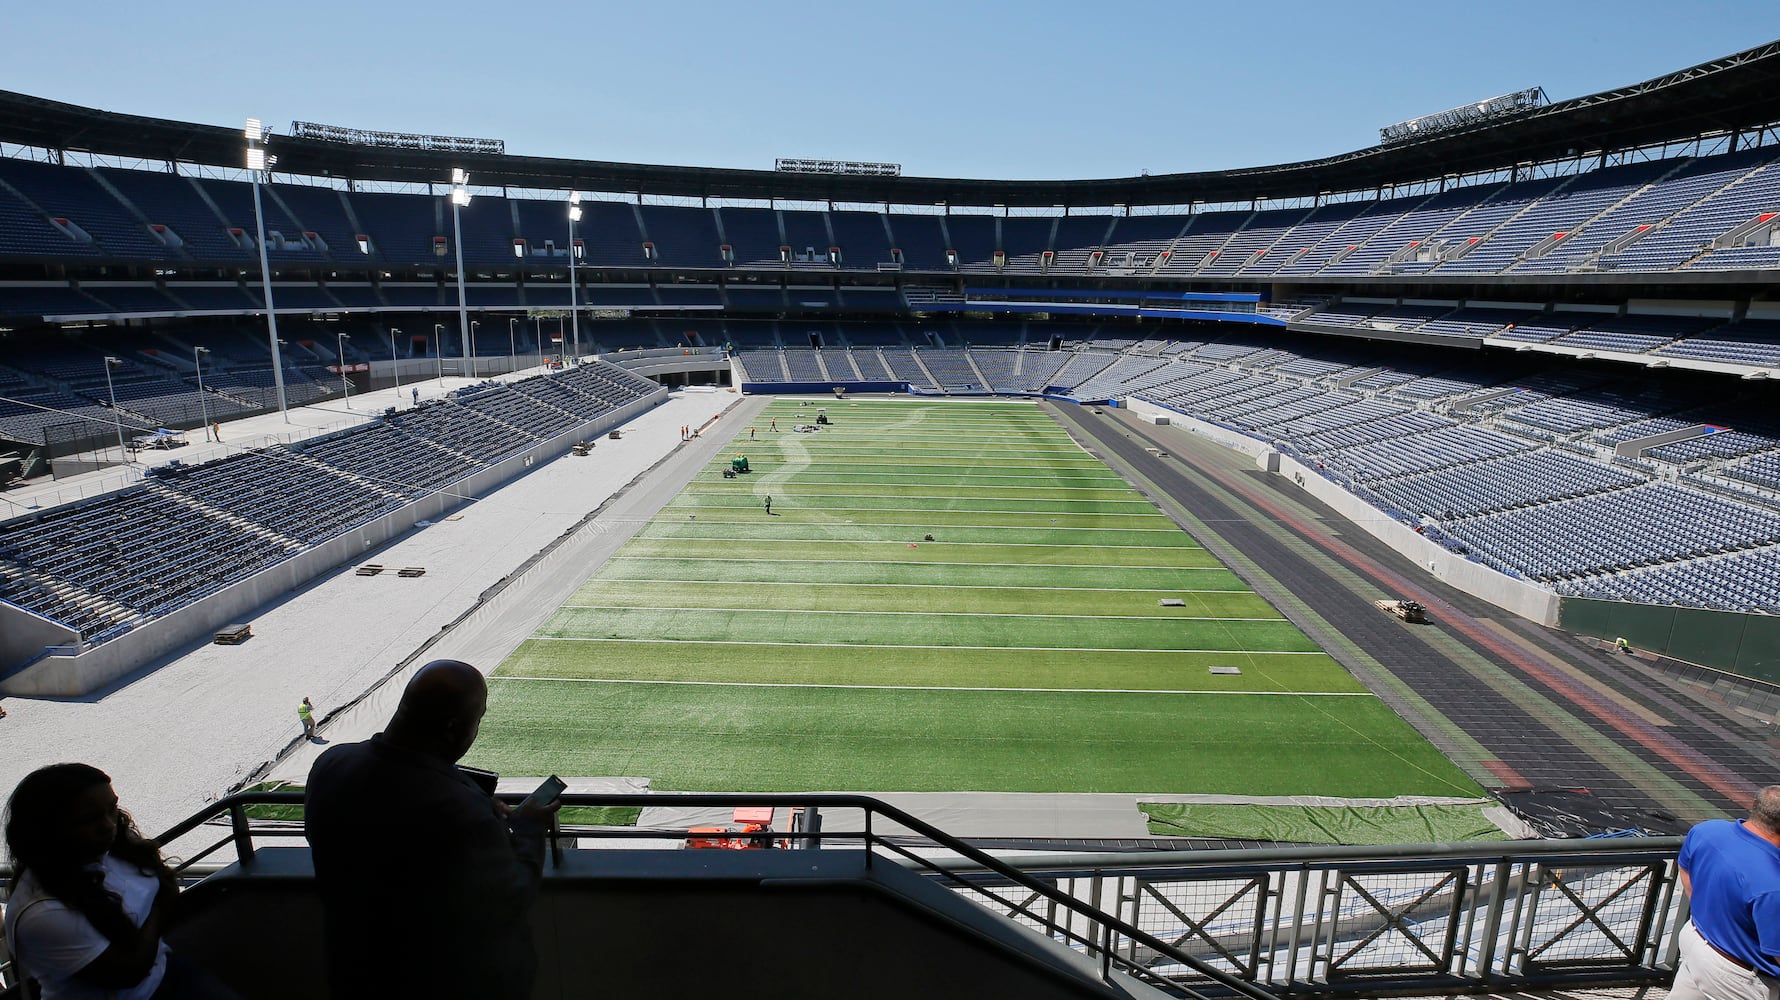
[305,660,558,999]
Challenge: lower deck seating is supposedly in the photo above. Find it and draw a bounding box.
[0,359,661,642]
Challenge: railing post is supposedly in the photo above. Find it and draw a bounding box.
[1284,867,1308,989]
[228,802,256,866]
[1475,856,1513,982]
[864,809,873,870]
[1101,914,1114,983]
[1088,871,1107,975]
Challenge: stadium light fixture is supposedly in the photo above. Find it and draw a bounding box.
[336,332,352,408]
[449,169,473,373]
[102,356,127,463]
[389,327,402,398]
[246,116,289,422]
[193,346,211,441]
[568,192,582,366]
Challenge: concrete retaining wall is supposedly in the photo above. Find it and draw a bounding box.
[0,601,79,675]
[1123,396,1561,627]
[1,388,666,698]
[1273,453,1559,625]
[1123,398,1272,459]
[740,381,907,394]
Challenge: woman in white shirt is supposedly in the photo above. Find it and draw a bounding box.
[4,763,236,999]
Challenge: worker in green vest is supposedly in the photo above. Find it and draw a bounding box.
[300,697,318,741]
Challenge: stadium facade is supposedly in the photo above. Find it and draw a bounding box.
[2,40,1780,692]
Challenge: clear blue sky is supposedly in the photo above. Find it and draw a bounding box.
[8,1,1780,180]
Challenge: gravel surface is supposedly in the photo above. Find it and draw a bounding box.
[0,382,743,836]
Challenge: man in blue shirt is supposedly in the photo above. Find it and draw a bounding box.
[1673,786,1780,1000]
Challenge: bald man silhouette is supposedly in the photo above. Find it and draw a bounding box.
[305,660,559,1000]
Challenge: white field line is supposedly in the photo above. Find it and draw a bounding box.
[669,499,1159,510]
[736,442,1091,450]
[557,605,1284,622]
[527,636,1327,654]
[699,472,1127,483]
[606,556,1229,570]
[687,476,1132,487]
[630,537,1202,551]
[746,447,1090,454]
[744,457,1100,464]
[687,467,1123,478]
[579,579,1248,594]
[644,523,1181,530]
[493,676,1375,697]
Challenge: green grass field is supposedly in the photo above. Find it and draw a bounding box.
[471,399,1480,799]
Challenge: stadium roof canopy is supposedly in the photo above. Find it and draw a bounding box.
[5,40,1780,207]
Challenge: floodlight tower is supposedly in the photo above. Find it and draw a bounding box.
[389,327,402,398]
[102,356,127,462]
[193,346,211,440]
[450,169,473,372]
[246,118,289,422]
[336,332,352,408]
[567,193,582,365]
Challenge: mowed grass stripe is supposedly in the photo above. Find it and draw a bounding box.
[536,606,1318,651]
[669,495,1158,514]
[692,471,1131,487]
[661,510,1170,529]
[470,680,1469,796]
[613,539,1220,567]
[730,456,1108,471]
[497,640,1359,692]
[568,581,1280,617]
[501,676,1375,697]
[718,462,1122,477]
[637,522,1202,547]
[683,482,1144,500]
[597,557,1250,589]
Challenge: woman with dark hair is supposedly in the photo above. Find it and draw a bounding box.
[3,763,235,999]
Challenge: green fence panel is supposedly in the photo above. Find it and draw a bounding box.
[1666,607,1749,672]
[1558,599,1677,655]
[1559,597,1779,686]
[1735,616,1780,685]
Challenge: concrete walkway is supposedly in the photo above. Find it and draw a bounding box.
[0,379,744,834]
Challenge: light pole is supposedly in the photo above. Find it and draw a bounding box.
[246,118,289,422]
[193,346,211,441]
[336,332,353,408]
[434,323,446,387]
[389,327,402,400]
[102,356,127,463]
[508,317,517,372]
[450,169,473,373]
[534,316,544,369]
[470,320,480,376]
[568,192,582,366]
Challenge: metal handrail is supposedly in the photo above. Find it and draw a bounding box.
[922,837,1688,997]
[144,790,1278,999]
[1,793,1691,999]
